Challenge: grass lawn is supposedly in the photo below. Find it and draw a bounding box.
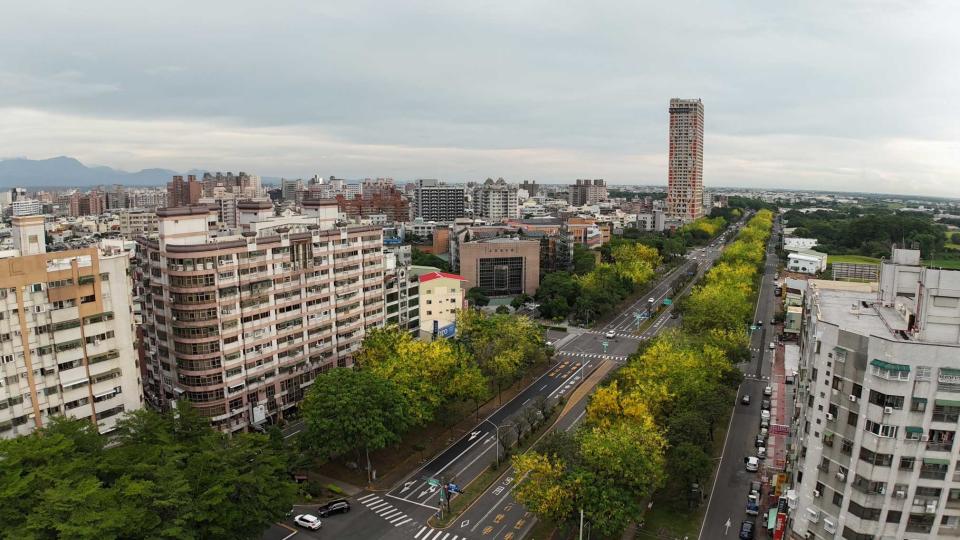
[924,258,960,270]
[827,254,881,264]
[943,231,960,251]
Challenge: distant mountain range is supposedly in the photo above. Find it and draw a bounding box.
[0,156,196,187]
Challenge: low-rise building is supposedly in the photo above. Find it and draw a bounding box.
[117,209,158,239]
[458,237,540,296]
[416,271,466,340]
[787,250,828,275]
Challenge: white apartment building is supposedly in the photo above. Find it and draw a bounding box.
[135,200,387,432]
[117,209,159,239]
[472,178,518,222]
[791,249,960,539]
[11,199,42,217]
[0,216,142,438]
[413,179,466,222]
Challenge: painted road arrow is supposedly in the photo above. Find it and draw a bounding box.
[400,480,415,492]
[468,430,482,441]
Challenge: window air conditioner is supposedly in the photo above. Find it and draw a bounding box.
[813,490,821,498]
[896,490,906,498]
[825,413,834,421]
[926,502,937,513]
[921,434,930,442]
[883,406,893,414]
[836,472,846,482]
[805,508,819,523]
[849,394,857,402]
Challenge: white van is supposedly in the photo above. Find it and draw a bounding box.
[745,456,759,472]
[769,342,776,350]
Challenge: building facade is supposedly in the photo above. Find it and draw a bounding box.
[413,179,466,222]
[117,209,159,239]
[568,179,607,207]
[472,178,518,222]
[666,98,704,222]
[417,271,466,340]
[458,237,540,296]
[167,175,203,207]
[135,204,386,432]
[0,216,141,439]
[791,249,960,539]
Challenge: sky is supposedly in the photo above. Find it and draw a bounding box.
[1,1,960,196]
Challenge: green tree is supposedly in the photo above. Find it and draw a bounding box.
[300,368,411,474]
[572,244,597,275]
[668,442,712,487]
[466,287,489,307]
[411,248,451,271]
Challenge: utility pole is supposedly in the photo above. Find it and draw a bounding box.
[579,508,584,540]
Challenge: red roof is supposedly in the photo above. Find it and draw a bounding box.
[419,271,467,283]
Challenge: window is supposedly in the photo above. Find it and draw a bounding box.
[864,420,898,438]
[847,411,859,427]
[858,447,893,467]
[900,456,916,470]
[942,515,960,530]
[916,365,932,380]
[912,397,928,412]
[848,500,882,521]
[841,438,854,455]
[851,383,863,398]
[868,390,904,409]
[886,510,902,523]
[832,491,843,507]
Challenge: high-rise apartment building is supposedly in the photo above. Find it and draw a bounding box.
[568,179,607,207]
[135,200,387,432]
[117,209,159,239]
[666,98,704,222]
[472,178,518,222]
[201,172,262,198]
[413,179,466,222]
[167,175,203,207]
[0,216,142,439]
[790,248,960,539]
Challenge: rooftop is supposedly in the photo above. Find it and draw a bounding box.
[419,271,467,283]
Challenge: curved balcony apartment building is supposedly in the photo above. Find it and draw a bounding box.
[136,200,386,432]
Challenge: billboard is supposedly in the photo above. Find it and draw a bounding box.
[437,322,457,339]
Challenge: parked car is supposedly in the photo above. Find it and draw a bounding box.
[757,447,767,459]
[749,480,762,497]
[759,427,769,440]
[760,409,771,421]
[769,342,776,350]
[745,496,759,516]
[604,330,616,339]
[761,399,771,411]
[763,385,772,396]
[741,394,751,406]
[294,514,322,530]
[739,520,756,539]
[745,456,759,472]
[760,417,770,429]
[317,499,351,517]
[755,434,765,448]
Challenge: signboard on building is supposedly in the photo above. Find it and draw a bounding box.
[251,404,267,425]
[436,322,456,339]
[384,237,402,245]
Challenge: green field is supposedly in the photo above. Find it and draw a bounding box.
[827,254,881,264]
[924,259,960,269]
[944,231,960,251]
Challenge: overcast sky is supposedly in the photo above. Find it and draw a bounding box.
[2,1,959,196]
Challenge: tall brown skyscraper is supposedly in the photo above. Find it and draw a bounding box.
[666,98,704,222]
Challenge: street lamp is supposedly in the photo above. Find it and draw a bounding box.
[482,418,515,466]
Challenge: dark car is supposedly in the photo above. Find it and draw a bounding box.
[755,434,765,448]
[761,399,771,411]
[317,499,351,517]
[739,520,755,539]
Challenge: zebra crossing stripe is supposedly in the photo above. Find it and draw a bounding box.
[394,517,412,527]
[357,493,378,503]
[415,526,427,538]
[380,508,400,518]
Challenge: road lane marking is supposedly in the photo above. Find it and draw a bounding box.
[415,526,427,538]
[394,517,412,527]
[380,508,400,518]
[357,493,378,502]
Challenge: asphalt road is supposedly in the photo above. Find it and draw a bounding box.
[268,222,742,540]
[698,225,781,540]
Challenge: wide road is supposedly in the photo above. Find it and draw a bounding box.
[698,220,781,540]
[269,222,742,540]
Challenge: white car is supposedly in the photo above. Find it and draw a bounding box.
[604,330,616,339]
[745,456,759,472]
[294,514,322,530]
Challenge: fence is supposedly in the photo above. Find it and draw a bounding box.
[831,262,879,282]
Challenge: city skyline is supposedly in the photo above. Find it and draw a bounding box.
[2,2,960,198]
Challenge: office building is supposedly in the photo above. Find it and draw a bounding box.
[519,180,539,197]
[0,216,142,439]
[417,271,466,340]
[281,178,303,202]
[568,179,607,207]
[135,201,386,432]
[666,98,704,222]
[202,172,262,198]
[472,178,518,222]
[458,237,540,296]
[167,175,203,207]
[10,199,41,217]
[791,248,960,539]
[413,179,466,222]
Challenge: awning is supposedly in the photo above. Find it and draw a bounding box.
[941,367,960,377]
[914,398,928,404]
[906,426,925,434]
[936,399,960,407]
[870,359,910,372]
[767,509,777,529]
[94,390,116,399]
[924,457,950,465]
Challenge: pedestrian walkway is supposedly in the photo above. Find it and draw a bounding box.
[586,330,643,340]
[413,526,471,540]
[357,494,415,527]
[558,351,628,362]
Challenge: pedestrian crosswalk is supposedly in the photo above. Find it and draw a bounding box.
[743,374,770,381]
[357,494,414,527]
[413,525,470,540]
[560,351,628,361]
[587,330,643,339]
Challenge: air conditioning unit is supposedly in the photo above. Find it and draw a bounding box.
[883,406,893,414]
[805,508,820,523]
[813,490,821,498]
[926,502,937,513]
[849,394,857,402]
[825,413,834,421]
[921,434,930,442]
[823,519,837,534]
[896,490,906,498]
[836,472,846,482]
[804,533,813,540]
